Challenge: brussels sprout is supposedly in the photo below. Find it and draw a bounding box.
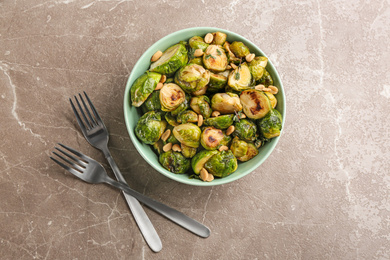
[233,119,257,142]
[191,150,218,174]
[153,139,164,155]
[189,36,209,52]
[192,85,208,96]
[249,56,268,81]
[190,95,212,118]
[230,137,248,158]
[188,57,203,66]
[258,109,283,139]
[174,64,210,94]
[237,142,259,162]
[227,63,252,91]
[203,45,228,72]
[211,32,227,45]
[229,41,250,58]
[135,111,167,145]
[204,114,234,129]
[165,113,179,126]
[200,126,231,150]
[172,123,201,148]
[181,143,197,158]
[208,72,227,93]
[130,72,162,107]
[150,43,188,76]
[204,150,238,178]
[159,150,190,174]
[259,69,273,86]
[159,83,186,112]
[264,92,277,108]
[177,110,198,124]
[170,94,190,116]
[165,77,174,83]
[211,93,242,114]
[141,90,161,113]
[166,128,180,144]
[240,89,272,119]
[223,42,241,64]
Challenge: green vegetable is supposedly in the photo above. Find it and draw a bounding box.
[208,72,227,93]
[204,114,234,129]
[211,32,227,45]
[172,123,201,148]
[159,150,190,174]
[177,110,198,124]
[165,113,179,126]
[170,94,190,116]
[191,150,218,174]
[135,111,167,145]
[153,139,164,155]
[223,42,241,64]
[211,93,242,114]
[233,119,257,142]
[204,150,238,178]
[237,142,258,162]
[190,95,212,118]
[160,83,186,112]
[130,72,162,107]
[229,41,250,58]
[181,144,197,158]
[188,57,203,66]
[230,136,248,158]
[240,89,272,119]
[150,43,188,76]
[249,56,268,81]
[203,45,228,72]
[200,126,231,150]
[258,109,283,139]
[227,63,252,91]
[264,92,277,108]
[189,36,209,52]
[259,69,273,86]
[141,90,161,113]
[174,64,210,94]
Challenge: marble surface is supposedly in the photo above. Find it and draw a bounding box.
[1,0,389,259]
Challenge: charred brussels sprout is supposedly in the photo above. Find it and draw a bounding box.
[131,72,162,107]
[233,119,257,142]
[237,142,258,162]
[150,43,188,76]
[200,126,231,150]
[249,56,268,81]
[211,32,227,45]
[159,83,186,112]
[190,95,212,118]
[265,92,277,108]
[189,36,209,52]
[259,69,273,86]
[258,109,283,139]
[135,111,167,145]
[203,45,228,72]
[181,143,197,158]
[174,64,210,94]
[171,94,190,116]
[211,93,242,114]
[228,63,252,91]
[229,41,250,58]
[208,72,227,93]
[177,110,198,124]
[172,123,201,148]
[159,150,190,174]
[204,114,234,129]
[191,150,218,174]
[204,150,238,178]
[141,90,161,113]
[240,89,272,119]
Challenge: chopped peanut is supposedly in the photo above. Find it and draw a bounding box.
[161,129,171,142]
[226,125,235,135]
[151,50,163,62]
[163,143,172,152]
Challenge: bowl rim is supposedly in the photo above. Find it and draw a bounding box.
[123,27,286,186]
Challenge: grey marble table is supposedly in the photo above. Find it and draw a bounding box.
[1,0,389,259]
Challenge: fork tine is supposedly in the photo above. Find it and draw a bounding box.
[83,91,103,125]
[79,93,97,126]
[50,156,84,178]
[58,143,91,162]
[54,146,87,166]
[52,151,86,172]
[70,98,87,133]
[74,95,92,129]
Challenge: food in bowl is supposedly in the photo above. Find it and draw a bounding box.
[129,31,283,182]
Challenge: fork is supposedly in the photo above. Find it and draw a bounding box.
[69,92,162,252]
[50,143,211,238]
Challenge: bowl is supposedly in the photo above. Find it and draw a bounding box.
[123,27,285,186]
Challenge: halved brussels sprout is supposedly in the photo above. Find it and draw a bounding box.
[165,113,179,126]
[191,150,218,174]
[265,92,277,108]
[188,57,203,66]
[153,139,164,155]
[171,94,190,116]
[203,45,228,72]
[177,110,198,124]
[200,126,231,150]
[131,72,162,107]
[141,90,161,113]
[240,89,272,119]
[223,42,241,64]
[160,83,186,112]
[211,93,242,114]
[233,119,257,142]
[189,36,209,52]
[230,136,248,158]
[211,32,227,45]
[159,150,190,174]
[229,41,250,58]
[227,63,252,91]
[258,109,283,139]
[150,43,188,76]
[259,69,273,86]
[190,95,212,118]
[208,72,227,93]
[192,85,208,96]
[181,143,197,158]
[249,56,268,81]
[174,64,210,94]
[237,142,258,162]
[172,123,201,148]
[204,150,238,178]
[135,111,167,145]
[204,114,234,129]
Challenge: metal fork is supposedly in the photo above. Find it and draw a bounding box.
[69,92,162,252]
[50,143,211,238]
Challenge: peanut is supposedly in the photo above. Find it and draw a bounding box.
[151,50,163,62]
[200,168,209,181]
[218,145,229,151]
[161,129,171,142]
[194,49,204,57]
[226,125,235,136]
[245,53,255,62]
[163,143,172,152]
[172,144,181,152]
[230,63,238,69]
[268,85,279,94]
[198,114,203,127]
[155,82,164,90]
[205,173,214,182]
[160,75,166,83]
[255,84,266,91]
[239,113,246,119]
[211,111,220,117]
[204,33,213,44]
[226,65,232,70]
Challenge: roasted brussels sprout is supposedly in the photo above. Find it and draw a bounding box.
[172,123,201,148]
[191,150,218,174]
[160,83,186,112]
[181,143,197,158]
[170,94,190,116]
[130,72,162,107]
[200,126,231,150]
[227,63,252,91]
[265,92,277,108]
[174,64,210,94]
[190,95,212,118]
[223,41,241,64]
[165,113,179,126]
[204,114,234,129]
[189,36,209,52]
[236,142,258,162]
[259,69,273,86]
[135,111,167,145]
[204,150,238,178]
[211,32,227,45]
[240,89,272,119]
[192,85,208,96]
[150,43,188,76]
[153,139,164,155]
[229,41,250,58]
[141,90,161,113]
[203,45,228,72]
[159,150,191,174]
[258,109,283,139]
[249,56,268,81]
[188,57,203,66]
[230,136,248,158]
[211,93,242,114]
[233,119,257,142]
[177,110,198,124]
[208,72,227,93]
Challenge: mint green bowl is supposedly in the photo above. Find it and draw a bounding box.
[124,27,285,186]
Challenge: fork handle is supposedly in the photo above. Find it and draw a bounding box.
[103,176,211,238]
